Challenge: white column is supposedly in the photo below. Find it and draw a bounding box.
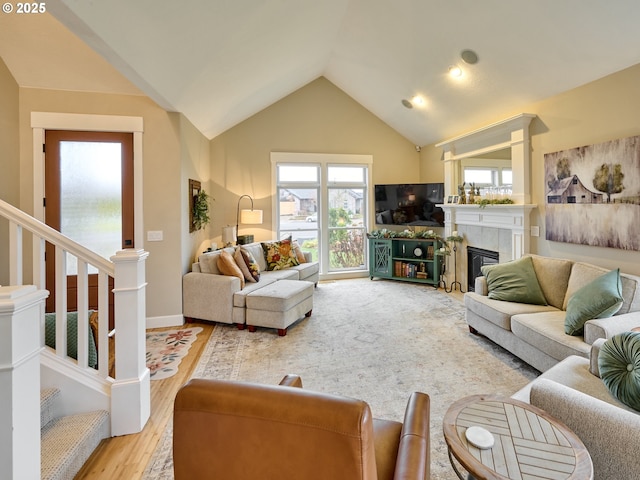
[0,285,49,480]
[109,249,150,436]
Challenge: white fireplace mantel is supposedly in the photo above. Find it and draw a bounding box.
[440,203,537,260]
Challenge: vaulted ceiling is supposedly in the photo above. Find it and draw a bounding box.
[2,0,640,146]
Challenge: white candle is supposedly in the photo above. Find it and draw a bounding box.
[452,231,458,236]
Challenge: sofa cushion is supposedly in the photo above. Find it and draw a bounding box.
[291,261,319,281]
[464,292,557,331]
[198,250,225,274]
[217,250,245,289]
[232,276,279,308]
[599,331,640,411]
[526,254,573,309]
[292,240,307,263]
[234,247,260,283]
[565,269,623,336]
[511,310,591,362]
[242,243,267,272]
[481,256,547,305]
[262,237,300,271]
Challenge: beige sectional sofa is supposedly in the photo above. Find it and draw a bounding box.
[511,339,640,480]
[182,242,319,328]
[464,254,640,372]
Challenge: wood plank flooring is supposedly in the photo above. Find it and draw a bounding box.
[74,322,214,480]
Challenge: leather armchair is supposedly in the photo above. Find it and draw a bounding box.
[173,375,430,480]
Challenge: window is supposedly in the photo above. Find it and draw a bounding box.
[272,153,372,278]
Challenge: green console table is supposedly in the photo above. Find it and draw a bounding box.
[369,237,440,287]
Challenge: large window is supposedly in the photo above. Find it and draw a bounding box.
[272,153,371,278]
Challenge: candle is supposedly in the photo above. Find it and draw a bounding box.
[452,231,458,236]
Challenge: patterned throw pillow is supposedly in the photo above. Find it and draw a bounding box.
[234,247,260,282]
[217,250,245,288]
[261,236,300,271]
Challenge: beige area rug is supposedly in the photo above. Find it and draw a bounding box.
[143,279,539,479]
[146,327,203,380]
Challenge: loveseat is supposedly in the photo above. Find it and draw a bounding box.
[511,338,640,480]
[182,240,319,328]
[464,254,640,372]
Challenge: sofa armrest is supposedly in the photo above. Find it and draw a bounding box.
[182,272,241,324]
[474,275,488,296]
[530,378,640,480]
[393,392,430,480]
[584,311,640,344]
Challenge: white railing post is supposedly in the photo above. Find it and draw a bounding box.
[109,249,150,436]
[0,285,49,480]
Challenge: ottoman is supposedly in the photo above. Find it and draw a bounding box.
[245,280,314,336]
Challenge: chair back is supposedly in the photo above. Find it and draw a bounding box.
[173,378,379,479]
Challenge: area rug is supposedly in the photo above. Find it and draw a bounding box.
[146,327,203,380]
[143,279,539,479]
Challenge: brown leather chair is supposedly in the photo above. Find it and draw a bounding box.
[173,375,430,480]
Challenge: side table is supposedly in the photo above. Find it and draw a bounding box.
[443,395,593,480]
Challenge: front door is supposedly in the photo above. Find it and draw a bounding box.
[44,130,134,323]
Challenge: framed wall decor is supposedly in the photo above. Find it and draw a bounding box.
[544,135,640,250]
[189,179,201,233]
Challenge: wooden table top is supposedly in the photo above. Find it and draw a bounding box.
[443,395,593,480]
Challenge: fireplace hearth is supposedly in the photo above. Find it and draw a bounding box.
[467,247,499,292]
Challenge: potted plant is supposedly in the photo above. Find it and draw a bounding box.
[191,189,211,232]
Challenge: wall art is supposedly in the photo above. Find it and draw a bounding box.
[544,135,640,250]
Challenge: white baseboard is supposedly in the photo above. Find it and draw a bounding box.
[146,314,184,329]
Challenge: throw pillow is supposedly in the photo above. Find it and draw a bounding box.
[261,236,300,271]
[217,250,245,289]
[564,269,623,336]
[480,256,547,305]
[598,331,640,411]
[292,240,307,264]
[234,247,260,283]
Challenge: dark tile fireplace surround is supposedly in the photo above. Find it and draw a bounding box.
[467,246,499,292]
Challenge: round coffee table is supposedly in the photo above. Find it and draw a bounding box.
[443,395,593,480]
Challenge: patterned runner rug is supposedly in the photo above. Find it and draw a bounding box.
[144,279,538,479]
[146,327,203,380]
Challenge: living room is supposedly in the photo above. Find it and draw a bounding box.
[2,3,640,479]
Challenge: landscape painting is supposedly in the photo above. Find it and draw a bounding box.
[544,135,640,250]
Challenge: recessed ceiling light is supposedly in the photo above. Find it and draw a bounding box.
[401,99,413,109]
[449,65,463,78]
[411,95,425,107]
[461,49,479,65]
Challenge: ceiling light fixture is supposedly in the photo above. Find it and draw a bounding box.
[401,99,413,109]
[460,49,479,65]
[411,95,425,107]
[448,65,463,78]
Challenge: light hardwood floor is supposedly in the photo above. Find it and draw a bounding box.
[74,322,215,480]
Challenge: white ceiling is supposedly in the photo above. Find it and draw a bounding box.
[3,0,640,146]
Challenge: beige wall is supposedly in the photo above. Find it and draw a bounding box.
[208,77,420,248]
[0,58,20,285]
[16,88,186,320]
[423,63,640,275]
[179,114,212,268]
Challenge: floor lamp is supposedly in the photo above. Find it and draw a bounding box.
[236,194,263,245]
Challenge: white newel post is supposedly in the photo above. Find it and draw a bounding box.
[110,249,150,436]
[0,285,49,480]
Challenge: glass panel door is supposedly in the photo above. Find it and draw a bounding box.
[60,141,123,274]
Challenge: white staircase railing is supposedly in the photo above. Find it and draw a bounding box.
[0,198,150,436]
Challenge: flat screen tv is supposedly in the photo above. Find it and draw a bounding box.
[374,183,445,227]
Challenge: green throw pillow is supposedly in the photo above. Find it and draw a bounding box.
[598,331,640,412]
[480,256,547,305]
[564,269,623,336]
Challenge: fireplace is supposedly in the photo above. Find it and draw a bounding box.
[467,247,499,292]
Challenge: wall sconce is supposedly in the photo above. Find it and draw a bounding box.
[222,226,236,247]
[236,194,263,245]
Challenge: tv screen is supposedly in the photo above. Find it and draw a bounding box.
[374,183,445,227]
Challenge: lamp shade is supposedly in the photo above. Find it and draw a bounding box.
[240,209,263,225]
[222,226,237,245]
